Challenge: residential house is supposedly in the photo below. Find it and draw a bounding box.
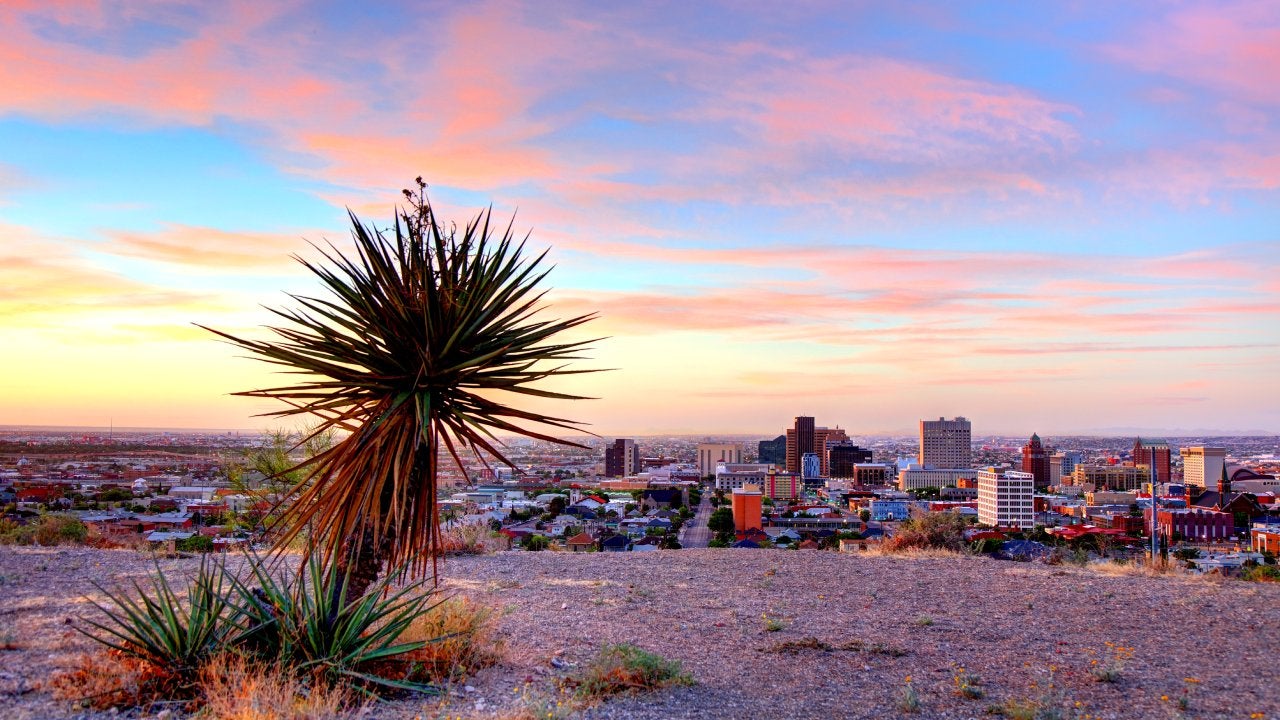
[601,534,631,552]
[566,531,596,552]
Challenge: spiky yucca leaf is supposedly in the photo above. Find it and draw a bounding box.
[201,179,600,578]
[77,557,231,686]
[222,552,442,692]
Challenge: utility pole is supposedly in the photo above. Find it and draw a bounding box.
[1150,461,1159,564]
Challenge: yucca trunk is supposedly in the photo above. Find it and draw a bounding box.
[338,437,437,605]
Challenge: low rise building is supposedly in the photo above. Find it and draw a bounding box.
[1249,522,1280,554]
[897,464,977,491]
[1146,508,1234,542]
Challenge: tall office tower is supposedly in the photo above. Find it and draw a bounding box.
[1179,446,1227,488]
[786,419,849,475]
[1133,438,1171,484]
[813,427,850,476]
[919,416,972,469]
[977,468,1035,529]
[697,442,742,478]
[786,416,816,473]
[1021,433,1051,489]
[828,442,874,478]
[758,435,787,466]
[604,439,640,478]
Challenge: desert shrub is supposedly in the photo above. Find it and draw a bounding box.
[1240,564,1280,582]
[439,522,502,556]
[0,516,22,543]
[178,535,216,554]
[197,653,361,720]
[568,643,692,701]
[882,511,969,553]
[395,596,502,683]
[4,513,90,546]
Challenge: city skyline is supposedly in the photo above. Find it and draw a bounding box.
[1,2,1278,435]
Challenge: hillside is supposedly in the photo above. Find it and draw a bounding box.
[1,547,1277,719]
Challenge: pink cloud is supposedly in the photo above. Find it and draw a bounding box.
[1106,1,1280,107]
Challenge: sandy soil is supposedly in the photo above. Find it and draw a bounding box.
[1,546,1277,720]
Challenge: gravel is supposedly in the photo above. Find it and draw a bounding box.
[1,546,1277,719]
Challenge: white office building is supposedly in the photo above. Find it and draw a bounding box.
[1179,446,1227,488]
[977,468,1035,529]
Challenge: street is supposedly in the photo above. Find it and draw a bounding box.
[680,488,713,548]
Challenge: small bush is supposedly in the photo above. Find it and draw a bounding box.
[1240,564,1280,582]
[51,651,159,711]
[178,534,215,553]
[0,514,88,546]
[569,644,692,701]
[440,522,503,556]
[882,512,969,553]
[395,596,502,683]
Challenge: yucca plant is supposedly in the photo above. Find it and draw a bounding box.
[203,178,599,593]
[223,553,441,692]
[78,557,233,690]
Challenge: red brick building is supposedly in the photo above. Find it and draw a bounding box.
[1133,438,1172,484]
[1022,434,1050,489]
[1146,508,1234,542]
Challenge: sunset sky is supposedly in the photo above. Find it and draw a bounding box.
[1,1,1278,436]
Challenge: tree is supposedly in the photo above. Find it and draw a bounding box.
[548,495,567,516]
[707,507,735,535]
[204,179,599,596]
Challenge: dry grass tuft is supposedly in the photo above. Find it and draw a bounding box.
[867,545,968,559]
[440,522,505,556]
[396,595,503,684]
[196,654,361,720]
[1086,557,1194,578]
[50,650,174,711]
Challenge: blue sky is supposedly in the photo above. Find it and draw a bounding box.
[0,1,1277,435]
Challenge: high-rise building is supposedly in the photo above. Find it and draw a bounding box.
[604,439,639,478]
[757,435,787,466]
[977,468,1035,529]
[1021,433,1050,489]
[919,417,972,469]
[786,417,849,475]
[786,416,815,473]
[1132,438,1171,484]
[1180,446,1227,488]
[827,442,873,478]
[696,443,742,478]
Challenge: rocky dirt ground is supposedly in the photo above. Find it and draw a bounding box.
[1,546,1277,719]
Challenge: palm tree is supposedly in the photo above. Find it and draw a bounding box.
[203,178,599,596]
